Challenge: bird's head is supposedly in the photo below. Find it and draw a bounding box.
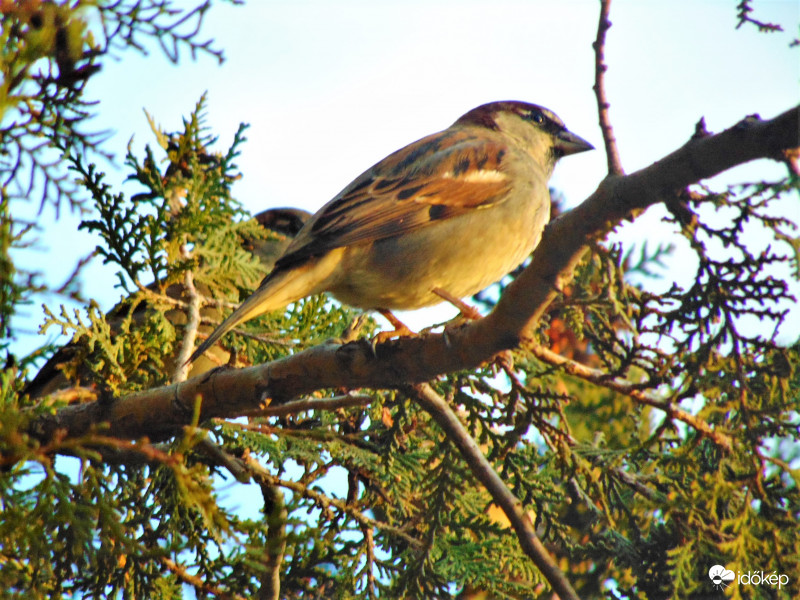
[454,101,594,172]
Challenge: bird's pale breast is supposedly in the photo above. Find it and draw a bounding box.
[327,170,549,310]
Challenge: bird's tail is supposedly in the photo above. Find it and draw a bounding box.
[185,269,305,366]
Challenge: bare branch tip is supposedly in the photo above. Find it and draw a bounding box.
[692,117,711,140]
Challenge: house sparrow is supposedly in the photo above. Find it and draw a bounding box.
[24,207,311,399]
[188,101,593,364]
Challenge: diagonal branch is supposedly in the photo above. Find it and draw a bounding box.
[529,344,733,451]
[407,383,581,600]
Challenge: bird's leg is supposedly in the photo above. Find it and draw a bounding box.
[432,287,482,321]
[372,309,417,344]
[433,287,514,370]
[434,287,479,351]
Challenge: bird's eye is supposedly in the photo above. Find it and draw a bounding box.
[529,111,544,124]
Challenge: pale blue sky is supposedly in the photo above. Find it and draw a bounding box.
[14,0,800,353]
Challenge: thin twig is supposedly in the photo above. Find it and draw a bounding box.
[529,343,733,452]
[173,244,200,382]
[407,383,581,600]
[242,393,374,417]
[593,0,624,175]
[181,437,288,599]
[241,455,423,550]
[27,432,181,468]
[253,477,287,600]
[196,437,250,482]
[53,250,95,298]
[161,556,244,600]
[360,524,377,599]
[221,327,298,348]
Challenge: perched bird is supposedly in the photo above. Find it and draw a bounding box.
[24,207,310,399]
[189,101,593,364]
[246,208,312,273]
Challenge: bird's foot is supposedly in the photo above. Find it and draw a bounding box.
[372,309,417,345]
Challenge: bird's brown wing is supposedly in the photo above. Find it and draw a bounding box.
[274,128,514,269]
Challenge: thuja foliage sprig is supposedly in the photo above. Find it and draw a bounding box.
[736,0,785,33]
[31,96,266,396]
[77,94,251,294]
[0,0,234,213]
[515,178,800,597]
[6,97,297,596]
[655,179,798,351]
[72,159,169,291]
[1,0,238,367]
[545,175,799,397]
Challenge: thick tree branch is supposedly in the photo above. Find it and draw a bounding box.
[28,106,799,446]
[408,383,580,600]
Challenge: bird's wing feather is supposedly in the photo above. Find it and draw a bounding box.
[274,128,513,269]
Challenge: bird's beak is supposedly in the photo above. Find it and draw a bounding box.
[554,129,594,156]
